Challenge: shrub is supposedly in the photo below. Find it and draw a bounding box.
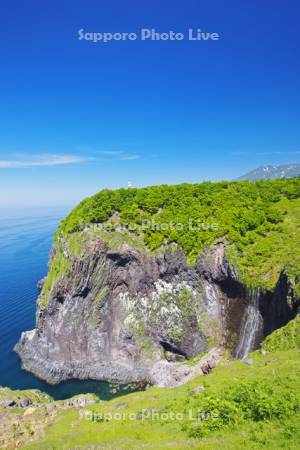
[262,317,300,352]
[184,396,238,437]
[226,379,299,421]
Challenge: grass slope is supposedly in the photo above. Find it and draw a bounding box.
[23,318,300,450]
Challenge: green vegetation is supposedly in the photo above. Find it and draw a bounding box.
[0,388,51,405]
[174,287,197,319]
[131,320,155,360]
[22,319,300,449]
[55,178,300,292]
[66,231,90,256]
[93,227,149,251]
[227,196,300,294]
[262,316,300,352]
[39,245,70,307]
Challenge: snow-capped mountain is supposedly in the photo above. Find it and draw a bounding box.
[237,164,300,181]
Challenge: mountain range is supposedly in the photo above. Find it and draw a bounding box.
[237,163,300,181]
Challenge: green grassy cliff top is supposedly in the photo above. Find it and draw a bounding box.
[52,178,300,293]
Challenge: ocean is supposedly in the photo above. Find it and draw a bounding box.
[0,207,132,400]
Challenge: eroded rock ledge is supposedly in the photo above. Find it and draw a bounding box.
[15,237,299,386]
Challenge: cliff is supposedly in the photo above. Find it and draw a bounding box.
[15,180,300,385]
[15,231,299,386]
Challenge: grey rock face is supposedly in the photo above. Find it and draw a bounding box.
[37,277,46,290]
[260,270,299,336]
[196,242,237,283]
[0,399,16,407]
[18,398,32,408]
[0,398,33,408]
[15,239,226,384]
[15,237,299,386]
[62,394,97,408]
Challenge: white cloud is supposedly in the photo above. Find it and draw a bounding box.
[0,151,141,169]
[119,154,140,161]
[231,151,300,156]
[94,150,123,156]
[91,150,141,160]
[0,154,90,169]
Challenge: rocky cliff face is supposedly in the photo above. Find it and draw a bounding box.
[15,233,299,386]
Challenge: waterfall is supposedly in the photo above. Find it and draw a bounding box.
[235,288,263,359]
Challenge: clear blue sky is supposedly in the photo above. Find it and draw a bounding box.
[0,0,299,207]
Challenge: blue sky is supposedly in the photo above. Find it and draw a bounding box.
[0,0,299,207]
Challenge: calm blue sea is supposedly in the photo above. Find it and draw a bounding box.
[0,208,132,400]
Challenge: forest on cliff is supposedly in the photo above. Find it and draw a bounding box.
[56,178,300,293]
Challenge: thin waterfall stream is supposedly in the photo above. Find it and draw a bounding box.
[235,288,263,359]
